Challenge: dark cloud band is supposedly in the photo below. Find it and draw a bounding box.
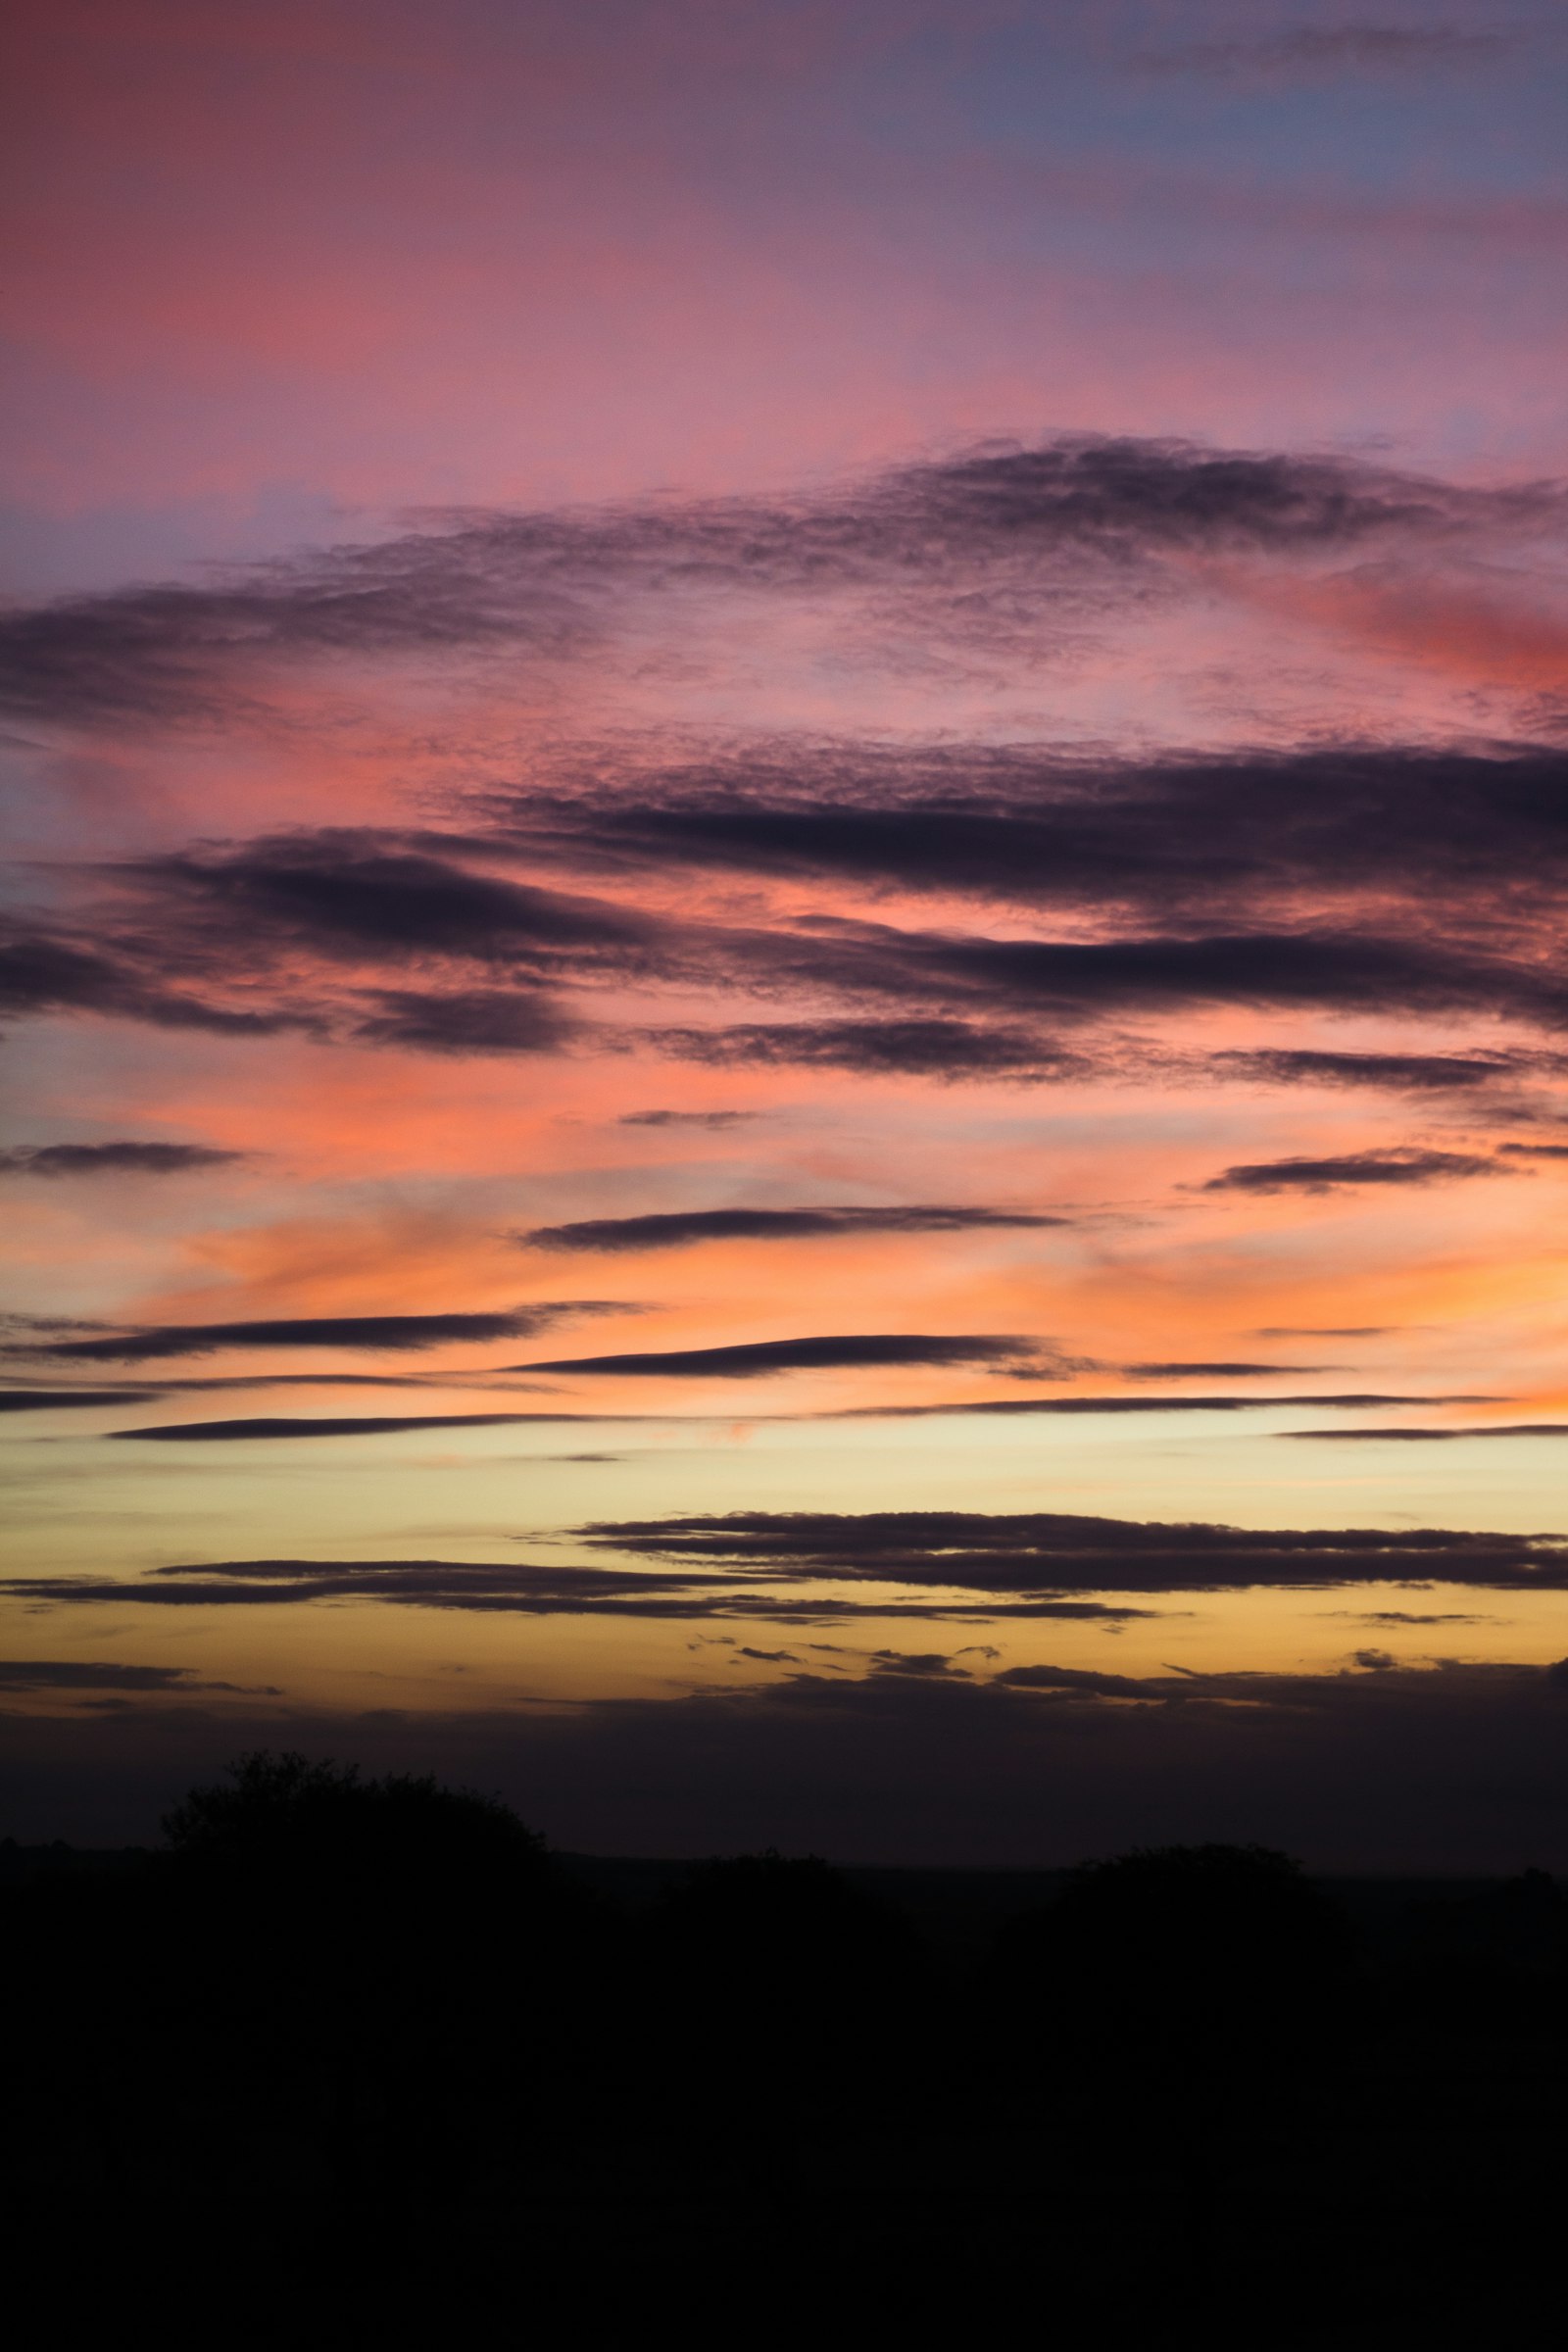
[521,1205,1065,1252]
[11,1499,1567,1617]
[5,436,1535,723]
[0,1388,164,1413]
[107,1412,613,1442]
[1203,1148,1509,1193]
[521,1333,1041,1378]
[7,1653,1563,1868]
[1285,1424,1568,1443]
[0,1142,245,1177]
[578,1508,1568,1595]
[18,1305,619,1364]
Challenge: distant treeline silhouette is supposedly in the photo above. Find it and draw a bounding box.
[6,1754,1564,2339]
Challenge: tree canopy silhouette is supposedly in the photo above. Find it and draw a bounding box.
[998,1840,1349,2041]
[152,1749,597,2130]
[6,1770,1564,2340]
[656,1846,916,1994]
[163,1747,547,1887]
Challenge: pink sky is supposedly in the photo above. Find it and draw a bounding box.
[3,0,1566,1858]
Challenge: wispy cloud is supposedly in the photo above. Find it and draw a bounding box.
[14,1503,1567,1619]
[105,1411,599,1443]
[581,1506,1568,1594]
[1212,1048,1560,1093]
[617,1108,758,1130]
[1202,1147,1510,1193]
[9,730,1568,1072]
[521,1204,1065,1252]
[0,1659,274,1693]
[1138,26,1521,81]
[485,742,1568,930]
[831,1393,1488,1417]
[0,1387,164,1413]
[647,1020,1080,1081]
[1286,1423,1568,1442]
[0,1142,246,1177]
[8,1651,1563,1868]
[14,1304,623,1364]
[0,1551,1153,1622]
[6,437,1541,725]
[521,1332,1047,1379]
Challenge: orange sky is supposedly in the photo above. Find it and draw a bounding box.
[3,0,1566,1858]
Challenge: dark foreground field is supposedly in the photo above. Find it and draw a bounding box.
[6,1757,1563,2343]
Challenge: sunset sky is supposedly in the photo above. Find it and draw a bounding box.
[4,0,1566,1863]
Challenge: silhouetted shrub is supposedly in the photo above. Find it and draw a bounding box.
[994,1840,1352,2116]
[164,1747,549,1911]
[657,1848,916,1990]
[1397,1866,1568,1982]
[7,1770,1563,2339]
[161,1748,578,2012]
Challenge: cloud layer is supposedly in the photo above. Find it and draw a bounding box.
[0,1142,245,1177]
[522,1205,1064,1252]
[8,436,1551,724]
[9,735,1568,1085]
[14,1305,616,1363]
[579,1508,1568,1596]
[1202,1147,1508,1193]
[522,1333,1044,1379]
[11,1508,1564,1618]
[5,1650,1564,1872]
[8,13,1568,1869]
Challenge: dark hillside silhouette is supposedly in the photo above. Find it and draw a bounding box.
[1000,1838,1348,2003]
[992,1844,1357,2315]
[164,1746,544,1864]
[159,1748,563,1954]
[5,1758,1564,2338]
[654,1847,918,1996]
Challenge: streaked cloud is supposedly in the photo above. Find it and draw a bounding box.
[521,1204,1065,1253]
[1202,1148,1510,1194]
[578,1508,1568,1595]
[0,1141,246,1177]
[13,1304,624,1364]
[522,1333,1049,1379]
[8,437,1546,725]
[1138,26,1521,80]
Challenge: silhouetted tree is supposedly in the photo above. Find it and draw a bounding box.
[147,1752,604,2242]
[1398,1865,1567,1982]
[642,1847,923,2167]
[1041,1840,1349,2023]
[993,1840,1348,2048]
[161,1749,572,2023]
[163,1747,548,1897]
[657,1847,916,1991]
[994,1844,1353,2303]
[8,1778,1563,2340]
